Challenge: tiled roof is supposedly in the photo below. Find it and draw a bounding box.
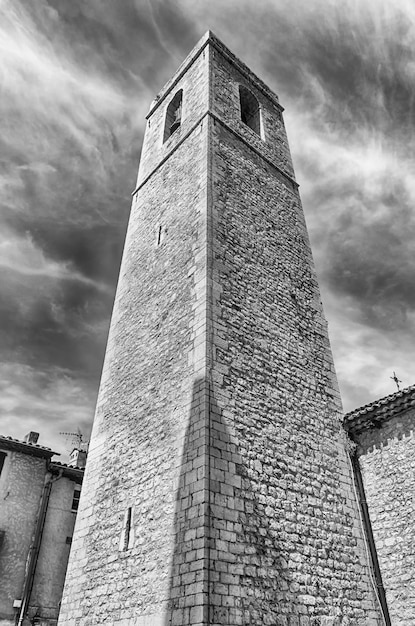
[0,435,59,459]
[51,460,85,470]
[343,384,415,434]
[50,460,85,481]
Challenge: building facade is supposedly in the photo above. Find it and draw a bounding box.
[344,385,415,626]
[0,433,84,626]
[59,32,384,625]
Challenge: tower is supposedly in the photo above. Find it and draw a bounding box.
[59,32,383,625]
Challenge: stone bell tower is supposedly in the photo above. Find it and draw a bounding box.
[59,32,384,625]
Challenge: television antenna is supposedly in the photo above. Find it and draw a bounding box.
[59,427,89,452]
[390,371,402,391]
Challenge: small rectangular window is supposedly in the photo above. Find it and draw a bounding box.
[0,452,6,477]
[71,485,81,512]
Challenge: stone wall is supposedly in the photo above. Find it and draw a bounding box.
[204,43,383,624]
[0,449,46,624]
[210,46,294,180]
[30,477,80,624]
[59,98,209,624]
[357,407,415,625]
[136,39,209,187]
[0,444,80,626]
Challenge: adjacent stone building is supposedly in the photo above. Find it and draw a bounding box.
[59,32,384,625]
[344,385,415,626]
[0,433,84,626]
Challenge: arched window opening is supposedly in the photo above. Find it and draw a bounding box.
[239,86,261,136]
[163,90,183,142]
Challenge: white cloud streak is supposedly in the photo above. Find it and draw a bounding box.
[0,229,111,292]
[0,1,141,124]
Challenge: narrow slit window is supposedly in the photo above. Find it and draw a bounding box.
[239,85,261,136]
[123,507,132,550]
[163,89,183,142]
[157,224,163,246]
[120,506,135,551]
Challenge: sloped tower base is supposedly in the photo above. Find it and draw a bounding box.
[59,32,384,626]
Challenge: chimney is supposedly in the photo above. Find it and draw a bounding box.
[24,431,39,444]
[68,448,87,469]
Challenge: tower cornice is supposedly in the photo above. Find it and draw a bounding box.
[132,111,298,197]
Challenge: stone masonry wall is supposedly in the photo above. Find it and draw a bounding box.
[357,408,415,625]
[204,44,383,625]
[137,46,209,187]
[210,48,294,180]
[59,109,210,624]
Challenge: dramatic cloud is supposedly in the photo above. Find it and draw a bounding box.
[0,229,112,290]
[0,362,95,454]
[1,0,414,451]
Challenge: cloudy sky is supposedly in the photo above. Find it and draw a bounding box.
[1,0,414,457]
